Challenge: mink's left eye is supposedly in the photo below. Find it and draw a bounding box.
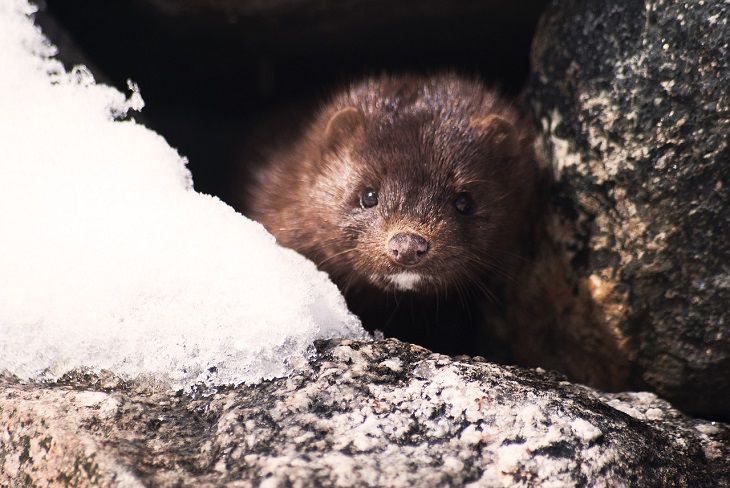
[360,187,379,209]
[454,192,474,215]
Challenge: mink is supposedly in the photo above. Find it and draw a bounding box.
[242,74,540,356]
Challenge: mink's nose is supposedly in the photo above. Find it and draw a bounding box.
[387,232,430,266]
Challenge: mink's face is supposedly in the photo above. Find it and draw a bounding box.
[312,106,533,295]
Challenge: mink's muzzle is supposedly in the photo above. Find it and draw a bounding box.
[387,232,430,266]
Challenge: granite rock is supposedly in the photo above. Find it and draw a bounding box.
[2,340,728,487]
[524,0,730,417]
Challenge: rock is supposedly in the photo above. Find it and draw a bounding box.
[523,0,730,417]
[2,340,728,487]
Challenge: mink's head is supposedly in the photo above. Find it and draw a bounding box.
[301,76,537,294]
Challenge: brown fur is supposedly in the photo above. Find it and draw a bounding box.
[243,74,539,355]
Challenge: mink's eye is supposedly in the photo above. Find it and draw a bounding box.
[454,192,474,215]
[360,187,379,209]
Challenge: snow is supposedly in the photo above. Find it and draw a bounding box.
[0,0,366,389]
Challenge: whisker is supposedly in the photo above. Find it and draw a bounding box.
[467,275,502,306]
[316,248,358,268]
[384,290,402,330]
[487,248,532,264]
[440,245,517,283]
[461,255,516,283]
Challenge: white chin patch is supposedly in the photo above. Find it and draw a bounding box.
[387,272,422,291]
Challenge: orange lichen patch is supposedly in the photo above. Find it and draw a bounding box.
[584,273,631,353]
[587,274,613,301]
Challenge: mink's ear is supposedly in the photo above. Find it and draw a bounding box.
[472,114,519,156]
[323,106,364,149]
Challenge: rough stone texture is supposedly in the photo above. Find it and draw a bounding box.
[525,0,730,417]
[2,340,729,487]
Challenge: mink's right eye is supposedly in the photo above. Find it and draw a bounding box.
[454,192,474,215]
[360,187,379,209]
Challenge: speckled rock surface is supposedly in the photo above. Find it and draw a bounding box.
[2,340,728,487]
[526,0,730,417]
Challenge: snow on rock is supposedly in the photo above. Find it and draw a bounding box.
[0,0,366,389]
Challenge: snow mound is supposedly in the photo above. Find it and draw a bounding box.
[0,0,366,389]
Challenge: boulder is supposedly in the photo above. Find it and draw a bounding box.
[522,0,730,417]
[2,340,728,487]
